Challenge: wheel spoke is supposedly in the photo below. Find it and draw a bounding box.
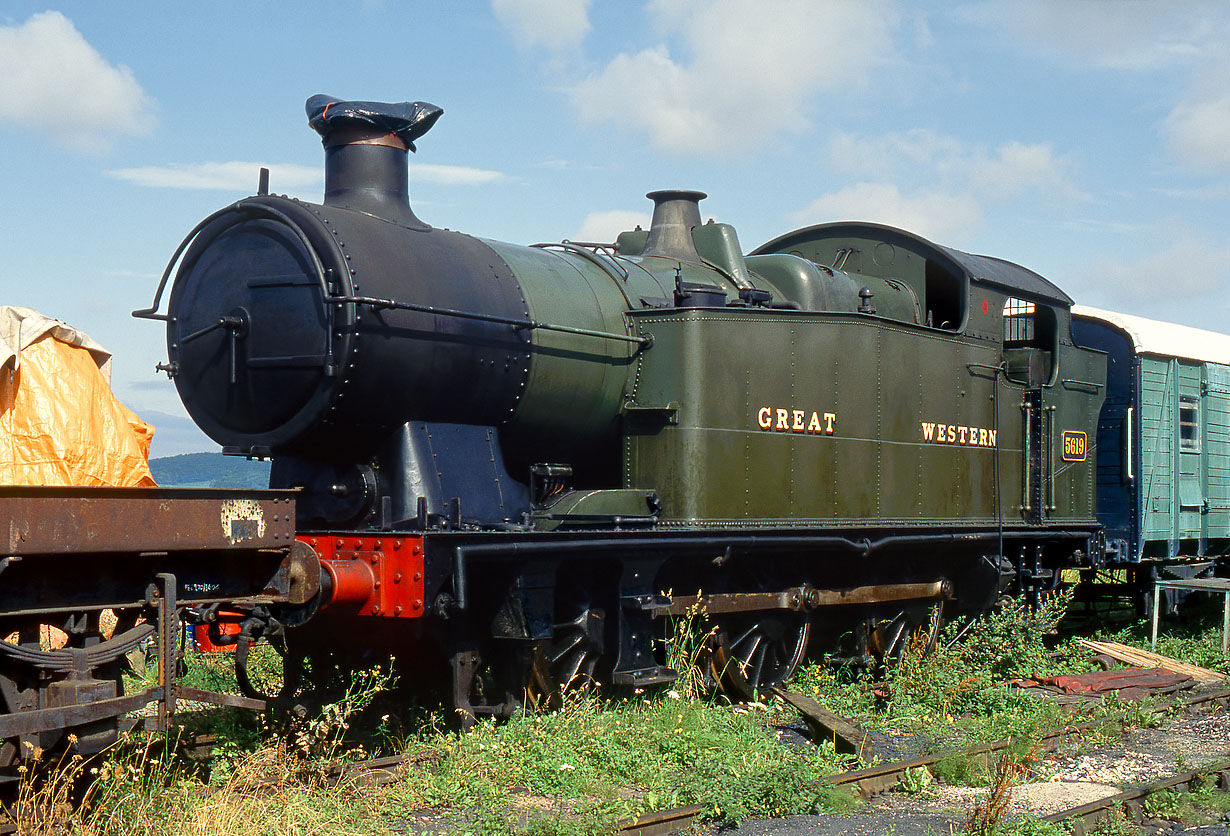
[549,632,586,665]
[711,611,810,702]
[870,601,945,667]
[524,602,604,710]
[749,643,768,690]
[729,623,759,652]
[734,632,763,663]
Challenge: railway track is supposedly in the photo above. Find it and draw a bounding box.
[154,683,1230,834]
[613,684,1230,835]
[1044,761,1230,835]
[1,682,1224,835]
[814,685,1230,801]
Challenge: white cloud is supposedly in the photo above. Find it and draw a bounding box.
[827,129,1084,203]
[1165,96,1230,169]
[801,129,1086,242]
[1163,59,1230,170]
[957,2,1230,177]
[0,11,155,153]
[492,0,591,53]
[956,0,1224,71]
[568,0,899,155]
[107,162,319,191]
[966,141,1086,202]
[958,2,1230,176]
[107,161,503,191]
[1073,236,1230,331]
[414,163,506,186]
[789,183,982,243]
[572,210,651,243]
[828,130,963,179]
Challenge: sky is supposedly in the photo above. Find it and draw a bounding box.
[2,1,1229,458]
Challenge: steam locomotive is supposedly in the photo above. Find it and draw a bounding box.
[127,96,1221,721]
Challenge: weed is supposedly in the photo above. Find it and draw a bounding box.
[783,588,1087,792]
[7,735,90,835]
[288,664,395,762]
[1189,783,1230,820]
[659,595,717,701]
[1108,601,1230,674]
[884,588,1075,723]
[385,690,853,831]
[897,764,938,797]
[74,731,196,834]
[1086,804,1137,836]
[987,819,1071,836]
[964,755,1023,836]
[1087,692,1163,739]
[1141,788,1183,819]
[933,753,992,788]
[811,784,862,815]
[789,658,877,718]
[1131,775,1230,828]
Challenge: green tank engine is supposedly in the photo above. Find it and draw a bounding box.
[140,96,1110,718]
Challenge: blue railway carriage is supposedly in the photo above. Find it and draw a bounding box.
[1071,306,1230,568]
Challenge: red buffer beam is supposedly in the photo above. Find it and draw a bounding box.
[298,534,425,618]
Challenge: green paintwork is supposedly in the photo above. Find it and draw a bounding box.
[624,310,999,523]
[480,239,664,471]
[483,211,1105,535]
[616,222,1104,530]
[754,226,968,330]
[1207,364,1230,545]
[1138,356,1230,554]
[531,488,660,531]
[621,307,1101,527]
[744,253,918,322]
[691,222,758,289]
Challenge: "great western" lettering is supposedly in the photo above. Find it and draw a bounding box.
[920,421,997,448]
[757,407,836,435]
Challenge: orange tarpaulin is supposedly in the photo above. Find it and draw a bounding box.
[1,306,155,487]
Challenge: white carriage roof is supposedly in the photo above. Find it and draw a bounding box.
[1072,305,1230,366]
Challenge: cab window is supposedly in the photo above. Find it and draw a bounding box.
[1002,297,1057,386]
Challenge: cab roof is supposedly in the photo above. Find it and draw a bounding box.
[754,221,1073,306]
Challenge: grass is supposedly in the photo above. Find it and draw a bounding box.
[21,583,1230,834]
[383,690,859,831]
[780,588,1230,836]
[22,644,858,835]
[77,736,390,835]
[789,590,1088,762]
[783,584,1230,803]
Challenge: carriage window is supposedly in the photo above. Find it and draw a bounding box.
[1180,396,1200,451]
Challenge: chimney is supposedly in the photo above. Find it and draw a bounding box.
[305,95,443,229]
[321,128,422,227]
[642,190,706,262]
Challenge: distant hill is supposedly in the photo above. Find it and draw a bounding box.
[149,452,271,489]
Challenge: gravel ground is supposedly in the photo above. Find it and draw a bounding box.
[733,697,1230,836]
